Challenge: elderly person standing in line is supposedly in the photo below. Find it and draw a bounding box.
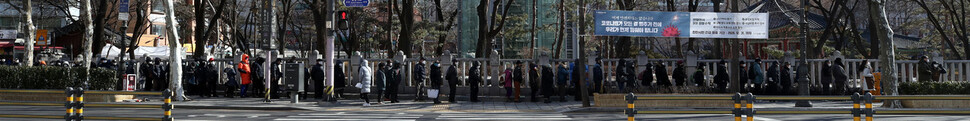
[357,60,373,106]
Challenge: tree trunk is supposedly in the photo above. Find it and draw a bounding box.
[396,0,415,56]
[869,0,901,108]
[531,0,537,58]
[80,0,94,74]
[22,0,33,66]
[92,0,108,56]
[194,0,205,59]
[553,0,564,58]
[162,0,186,101]
[476,0,488,58]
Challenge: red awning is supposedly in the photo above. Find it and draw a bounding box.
[14,46,64,50]
[0,41,11,48]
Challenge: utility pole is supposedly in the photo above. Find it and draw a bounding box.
[795,0,813,107]
[162,0,186,101]
[324,0,336,101]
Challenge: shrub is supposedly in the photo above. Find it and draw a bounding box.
[0,66,118,90]
[899,81,970,95]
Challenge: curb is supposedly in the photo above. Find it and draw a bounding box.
[175,105,311,111]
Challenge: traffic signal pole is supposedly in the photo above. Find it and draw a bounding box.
[324,0,336,101]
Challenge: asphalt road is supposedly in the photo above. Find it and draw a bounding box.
[2,106,970,121]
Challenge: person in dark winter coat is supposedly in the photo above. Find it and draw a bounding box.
[413,58,427,101]
[529,64,541,102]
[311,59,326,99]
[251,57,265,97]
[374,63,387,104]
[765,62,780,95]
[446,60,460,103]
[821,60,833,95]
[655,62,671,87]
[780,62,793,95]
[556,63,570,102]
[749,59,765,94]
[224,61,238,98]
[616,59,629,91]
[738,62,749,93]
[541,65,556,103]
[154,58,168,91]
[387,62,402,103]
[673,61,687,86]
[692,65,706,87]
[624,61,636,89]
[334,61,347,99]
[206,59,219,97]
[197,60,213,97]
[917,56,935,82]
[141,56,156,91]
[468,62,483,102]
[593,58,604,93]
[832,58,849,95]
[714,60,730,93]
[270,60,283,99]
[640,62,654,87]
[429,61,443,104]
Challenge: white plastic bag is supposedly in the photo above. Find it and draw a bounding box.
[427,89,439,98]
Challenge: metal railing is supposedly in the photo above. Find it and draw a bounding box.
[624,93,970,121]
[0,88,172,121]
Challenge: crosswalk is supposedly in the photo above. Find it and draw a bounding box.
[273,112,573,120]
[274,112,423,121]
[435,113,572,120]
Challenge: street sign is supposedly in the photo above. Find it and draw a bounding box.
[343,0,369,7]
[35,29,49,46]
[119,0,129,20]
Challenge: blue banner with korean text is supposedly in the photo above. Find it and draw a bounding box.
[593,10,691,37]
[594,10,769,39]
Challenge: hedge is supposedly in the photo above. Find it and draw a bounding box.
[0,66,118,90]
[899,81,970,95]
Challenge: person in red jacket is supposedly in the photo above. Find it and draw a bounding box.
[238,54,252,97]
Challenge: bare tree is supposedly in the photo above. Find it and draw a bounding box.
[613,0,635,58]
[432,0,459,55]
[869,0,901,108]
[122,0,152,60]
[914,0,968,59]
[192,0,229,59]
[393,0,417,56]
[476,0,516,58]
[4,0,36,66]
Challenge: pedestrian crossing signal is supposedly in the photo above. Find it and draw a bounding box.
[337,11,350,30]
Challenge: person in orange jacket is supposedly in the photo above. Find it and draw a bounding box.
[238,54,252,97]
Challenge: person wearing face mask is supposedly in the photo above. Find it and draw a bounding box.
[311,59,326,99]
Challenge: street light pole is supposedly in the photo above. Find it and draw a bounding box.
[795,0,813,107]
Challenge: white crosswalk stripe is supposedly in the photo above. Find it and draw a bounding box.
[274,112,422,121]
[435,113,573,120]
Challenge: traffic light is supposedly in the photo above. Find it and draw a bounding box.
[337,11,350,30]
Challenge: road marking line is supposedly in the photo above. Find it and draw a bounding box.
[275,119,415,121]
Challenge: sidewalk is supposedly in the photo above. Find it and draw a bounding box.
[109,96,585,113]
[567,101,887,113]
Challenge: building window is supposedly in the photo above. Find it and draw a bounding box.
[152,0,165,13]
[151,24,165,36]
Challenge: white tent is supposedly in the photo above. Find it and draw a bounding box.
[99,44,176,59]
